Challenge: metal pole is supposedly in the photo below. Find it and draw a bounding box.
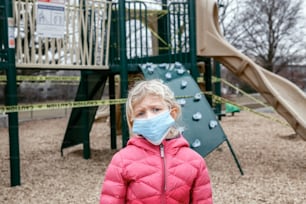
[119,0,129,147]
[188,0,200,79]
[109,74,117,149]
[81,72,90,159]
[4,0,21,186]
[204,58,213,106]
[214,61,223,120]
[158,0,169,56]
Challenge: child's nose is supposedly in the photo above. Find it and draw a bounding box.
[145,111,155,119]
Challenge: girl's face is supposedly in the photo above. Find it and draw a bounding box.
[131,94,178,123]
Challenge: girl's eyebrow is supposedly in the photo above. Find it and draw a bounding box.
[133,106,145,113]
[134,104,164,112]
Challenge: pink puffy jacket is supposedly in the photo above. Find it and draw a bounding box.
[100,135,213,204]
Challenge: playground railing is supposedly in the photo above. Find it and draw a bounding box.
[13,0,112,70]
[109,0,193,66]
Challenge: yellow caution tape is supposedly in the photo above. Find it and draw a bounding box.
[0,95,195,114]
[0,75,137,83]
[0,75,80,82]
[0,79,288,128]
[212,76,270,109]
[0,82,80,86]
[0,98,127,114]
[211,94,289,127]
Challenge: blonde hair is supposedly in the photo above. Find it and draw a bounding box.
[126,79,181,129]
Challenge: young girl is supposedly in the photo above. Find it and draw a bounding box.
[100,79,213,204]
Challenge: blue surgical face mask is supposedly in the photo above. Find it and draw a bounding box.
[132,111,175,145]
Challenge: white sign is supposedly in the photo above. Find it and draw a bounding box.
[8,18,15,48]
[36,1,65,38]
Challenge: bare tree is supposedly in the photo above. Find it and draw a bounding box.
[216,0,255,94]
[217,0,243,45]
[228,0,305,73]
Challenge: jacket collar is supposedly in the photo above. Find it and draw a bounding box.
[127,134,190,155]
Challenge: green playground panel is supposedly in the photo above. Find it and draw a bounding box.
[61,71,109,158]
[140,63,243,174]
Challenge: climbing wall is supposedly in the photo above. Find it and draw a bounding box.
[140,62,243,174]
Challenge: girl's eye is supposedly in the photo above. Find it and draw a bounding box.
[152,108,161,113]
[136,112,144,117]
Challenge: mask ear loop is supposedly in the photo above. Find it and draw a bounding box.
[166,107,180,139]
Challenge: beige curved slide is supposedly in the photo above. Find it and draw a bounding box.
[196,0,306,139]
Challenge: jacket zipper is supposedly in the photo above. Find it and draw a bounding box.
[160,144,167,202]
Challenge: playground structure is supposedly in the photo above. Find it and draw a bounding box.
[196,0,306,139]
[0,0,305,187]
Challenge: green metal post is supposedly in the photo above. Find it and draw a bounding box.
[109,74,117,149]
[204,58,213,106]
[108,2,118,149]
[81,72,90,159]
[80,0,90,159]
[119,0,129,147]
[188,0,200,79]
[4,0,21,186]
[214,61,223,119]
[158,0,169,56]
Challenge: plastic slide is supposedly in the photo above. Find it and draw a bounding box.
[196,0,306,139]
